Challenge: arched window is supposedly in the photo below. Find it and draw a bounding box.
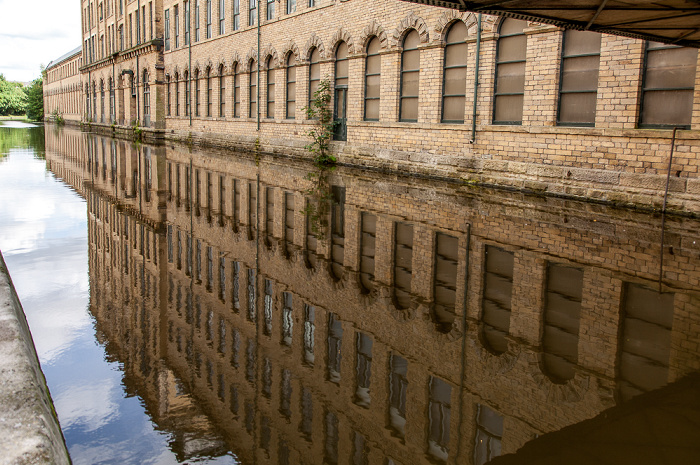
[558,30,601,126]
[267,57,275,118]
[364,37,381,121]
[206,67,212,117]
[400,30,420,122]
[442,21,468,123]
[194,69,200,116]
[219,65,225,117]
[92,81,97,120]
[308,47,320,113]
[493,18,527,124]
[184,70,191,116]
[233,63,240,117]
[108,78,115,121]
[85,84,90,117]
[143,70,151,119]
[249,59,257,118]
[175,72,180,116]
[286,54,296,119]
[640,41,697,128]
[166,75,171,116]
[334,42,349,140]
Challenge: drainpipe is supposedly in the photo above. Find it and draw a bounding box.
[658,127,678,290]
[257,0,261,131]
[470,13,482,143]
[188,1,193,127]
[137,0,141,123]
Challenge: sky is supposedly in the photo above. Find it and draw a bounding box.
[0,0,82,83]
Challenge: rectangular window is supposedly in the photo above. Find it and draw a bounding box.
[195,0,200,42]
[219,0,225,34]
[142,5,146,42]
[308,0,315,7]
[206,0,212,38]
[249,0,256,26]
[266,0,274,20]
[184,1,190,45]
[233,0,240,30]
[558,30,601,126]
[135,9,140,45]
[287,0,296,14]
[474,404,503,465]
[174,6,179,48]
[428,376,452,462]
[149,2,153,40]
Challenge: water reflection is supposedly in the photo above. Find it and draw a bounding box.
[44,126,700,464]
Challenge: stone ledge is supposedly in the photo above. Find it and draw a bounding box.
[0,251,70,465]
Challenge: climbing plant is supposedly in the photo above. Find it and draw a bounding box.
[304,78,337,168]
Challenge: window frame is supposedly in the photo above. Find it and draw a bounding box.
[556,30,601,128]
[441,21,468,124]
[399,30,420,123]
[492,19,527,125]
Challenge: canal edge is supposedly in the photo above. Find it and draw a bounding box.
[0,250,71,465]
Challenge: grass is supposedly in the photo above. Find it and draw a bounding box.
[0,115,30,122]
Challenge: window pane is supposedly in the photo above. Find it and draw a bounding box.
[495,62,525,94]
[287,81,295,97]
[497,34,526,63]
[560,55,600,92]
[367,37,381,55]
[287,100,295,116]
[309,62,320,80]
[494,94,523,123]
[365,99,379,120]
[499,18,526,36]
[642,90,693,126]
[400,97,418,121]
[365,74,380,99]
[445,42,467,67]
[444,67,466,95]
[366,53,380,75]
[645,47,697,89]
[442,96,464,122]
[446,21,467,44]
[563,30,601,56]
[336,60,348,80]
[309,80,319,98]
[403,30,419,50]
[401,70,419,96]
[403,49,420,71]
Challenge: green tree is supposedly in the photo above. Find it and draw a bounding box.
[0,74,27,116]
[24,78,44,121]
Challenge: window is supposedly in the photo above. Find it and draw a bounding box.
[185,70,190,116]
[308,48,320,114]
[327,313,343,383]
[267,0,274,20]
[393,222,413,309]
[309,0,315,6]
[249,60,257,118]
[267,58,275,118]
[174,6,179,48]
[219,65,226,117]
[433,232,459,332]
[184,1,190,45]
[167,75,171,115]
[249,0,256,26]
[286,54,296,119]
[388,354,407,437]
[233,0,240,30]
[149,2,153,40]
[206,0,212,38]
[195,69,200,116]
[143,71,150,118]
[400,30,420,122]
[474,404,503,465]
[100,80,105,120]
[493,18,527,124]
[287,0,296,15]
[109,78,115,119]
[481,246,514,355]
[219,0,225,34]
[175,73,180,116]
[428,376,452,462]
[442,21,468,123]
[640,41,697,128]
[136,9,140,45]
[364,37,381,121]
[558,30,601,126]
[142,5,146,42]
[119,25,124,51]
[194,0,200,41]
[207,68,212,116]
[233,63,240,117]
[355,332,372,407]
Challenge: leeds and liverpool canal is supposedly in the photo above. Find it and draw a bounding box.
[0,121,699,464]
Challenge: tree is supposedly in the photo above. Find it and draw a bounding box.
[0,74,27,116]
[24,78,44,121]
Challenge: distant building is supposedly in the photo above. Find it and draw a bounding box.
[43,46,82,123]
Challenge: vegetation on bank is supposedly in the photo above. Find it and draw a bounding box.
[0,73,44,121]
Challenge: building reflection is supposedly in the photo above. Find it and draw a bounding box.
[45,127,700,464]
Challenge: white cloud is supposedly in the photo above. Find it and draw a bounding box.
[53,378,120,432]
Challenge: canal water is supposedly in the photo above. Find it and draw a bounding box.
[1,122,699,464]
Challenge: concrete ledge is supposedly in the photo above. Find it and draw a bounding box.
[0,251,70,465]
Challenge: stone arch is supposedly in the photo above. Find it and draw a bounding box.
[303,33,326,61]
[471,328,521,374]
[358,20,389,52]
[260,44,279,69]
[488,15,539,34]
[280,39,300,62]
[215,58,227,75]
[434,10,477,42]
[330,27,355,55]
[526,352,591,403]
[230,51,242,70]
[391,13,429,47]
[192,61,202,75]
[244,48,258,71]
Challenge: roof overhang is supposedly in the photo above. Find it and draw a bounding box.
[398,0,700,48]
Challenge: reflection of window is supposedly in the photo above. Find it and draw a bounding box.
[232,261,240,310]
[327,313,343,383]
[303,304,315,365]
[324,410,339,465]
[300,386,313,440]
[400,30,420,122]
[247,268,256,321]
[481,246,514,354]
[619,283,674,401]
[246,338,256,383]
[640,41,697,128]
[543,263,582,382]
[442,21,468,123]
[284,192,295,254]
[282,292,293,346]
[433,232,458,331]
[558,30,601,126]
[388,353,407,438]
[428,376,452,462]
[359,212,376,292]
[262,358,272,398]
[330,186,345,279]
[353,431,369,465]
[280,369,292,418]
[264,279,273,335]
[355,332,372,407]
[394,222,413,309]
[493,19,527,124]
[474,404,503,465]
